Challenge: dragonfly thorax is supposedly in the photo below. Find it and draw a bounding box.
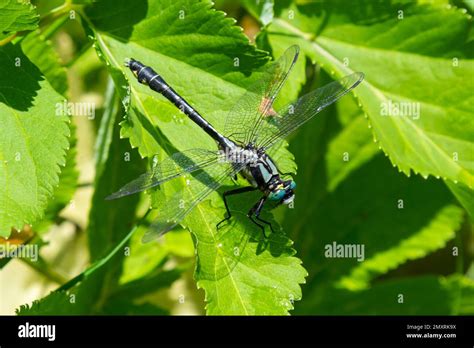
[234,146,296,205]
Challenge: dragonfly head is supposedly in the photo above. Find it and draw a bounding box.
[268,180,296,205]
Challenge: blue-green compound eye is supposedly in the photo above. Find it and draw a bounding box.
[289,181,296,189]
[269,190,285,201]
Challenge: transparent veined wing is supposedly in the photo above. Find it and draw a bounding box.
[143,160,251,280]
[256,72,365,150]
[106,148,221,200]
[223,45,299,146]
[142,160,246,243]
[142,158,253,280]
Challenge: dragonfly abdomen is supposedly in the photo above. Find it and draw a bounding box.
[126,58,234,149]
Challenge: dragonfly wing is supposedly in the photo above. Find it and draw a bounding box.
[106,148,221,200]
[223,45,299,145]
[257,72,365,150]
[142,161,245,243]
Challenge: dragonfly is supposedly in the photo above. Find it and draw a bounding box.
[107,45,364,244]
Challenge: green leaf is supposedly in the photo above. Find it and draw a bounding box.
[16,266,123,315]
[101,298,168,315]
[118,223,170,284]
[0,0,39,40]
[338,204,464,290]
[265,2,474,188]
[300,275,474,315]
[113,265,185,300]
[83,82,145,311]
[445,180,474,220]
[105,259,187,315]
[162,229,195,258]
[12,29,75,232]
[0,43,70,236]
[283,108,464,313]
[34,124,78,233]
[288,153,461,287]
[21,29,68,95]
[146,168,307,315]
[93,80,118,180]
[16,269,125,315]
[119,226,193,284]
[16,290,74,315]
[462,0,474,14]
[191,202,307,315]
[326,95,380,191]
[17,83,145,316]
[84,0,307,314]
[87,83,144,262]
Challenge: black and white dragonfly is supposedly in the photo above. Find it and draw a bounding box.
[107,45,364,243]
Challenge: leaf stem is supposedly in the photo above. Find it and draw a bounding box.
[0,33,18,46]
[77,181,93,188]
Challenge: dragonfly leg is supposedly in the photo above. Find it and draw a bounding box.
[248,196,273,238]
[217,186,257,229]
[248,215,266,237]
